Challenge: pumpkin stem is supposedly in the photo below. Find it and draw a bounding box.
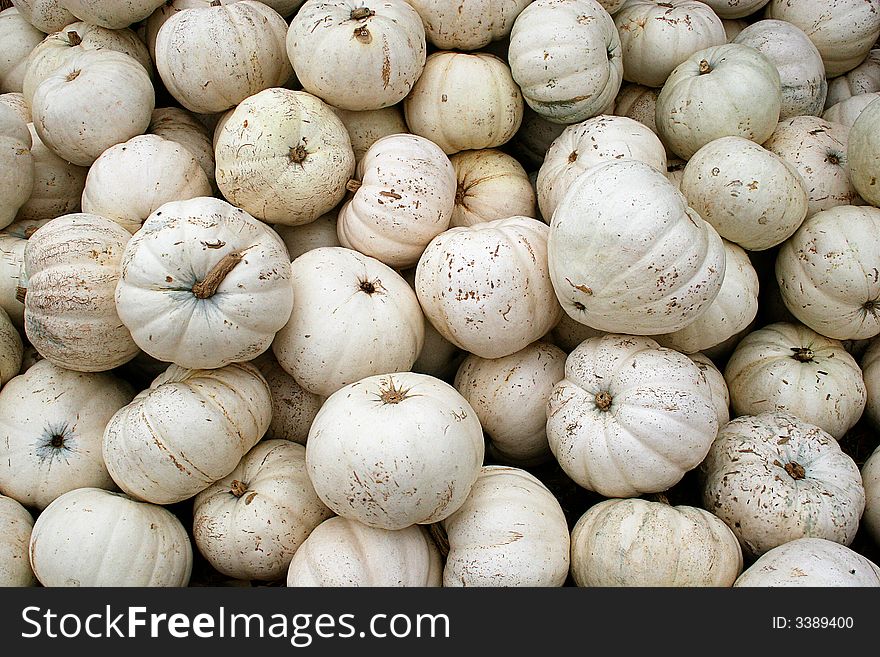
[66,31,82,47]
[65,69,82,82]
[192,249,247,299]
[49,435,65,448]
[568,150,578,163]
[353,26,372,43]
[864,299,879,314]
[358,278,383,295]
[790,347,814,362]
[826,153,840,166]
[377,377,411,405]
[15,286,26,304]
[454,182,467,206]
[595,391,613,411]
[230,480,248,497]
[784,461,806,480]
[698,59,711,75]
[346,179,362,193]
[289,144,308,165]
[428,522,449,558]
[24,225,40,238]
[350,6,374,20]
[210,0,221,6]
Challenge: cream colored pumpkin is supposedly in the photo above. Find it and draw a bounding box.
[570,497,743,587]
[441,466,570,587]
[305,371,485,530]
[193,439,333,581]
[0,7,44,94]
[22,22,152,109]
[449,149,536,228]
[547,159,726,335]
[10,0,75,33]
[863,446,880,546]
[287,0,426,111]
[732,19,827,119]
[775,205,880,341]
[823,92,880,128]
[273,211,341,262]
[763,116,862,217]
[81,135,211,234]
[0,359,134,510]
[680,136,808,250]
[331,105,409,163]
[825,50,880,109]
[286,516,443,587]
[537,114,667,221]
[272,246,425,397]
[0,494,35,587]
[16,123,87,224]
[416,216,563,359]
[30,487,192,587]
[0,307,22,387]
[214,88,355,226]
[613,0,726,89]
[404,51,522,155]
[252,351,324,445]
[32,48,154,166]
[508,0,622,125]
[701,0,768,19]
[0,91,30,123]
[114,197,294,370]
[862,337,880,429]
[148,106,216,190]
[689,352,730,426]
[58,0,167,28]
[154,0,292,114]
[23,213,138,372]
[405,0,529,50]
[454,341,566,466]
[656,240,759,354]
[765,0,880,78]
[546,333,719,497]
[724,322,867,440]
[734,537,880,587]
[700,411,866,557]
[337,133,455,268]
[0,104,33,230]
[0,235,26,326]
[102,361,272,505]
[143,0,229,63]
[655,43,782,160]
[848,96,880,208]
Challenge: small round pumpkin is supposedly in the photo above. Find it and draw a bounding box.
[305,371,485,530]
[0,494,35,587]
[0,104,33,231]
[570,497,743,587]
[29,487,192,587]
[449,148,536,228]
[848,96,880,208]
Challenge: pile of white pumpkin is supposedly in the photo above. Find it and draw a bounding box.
[1,0,880,589]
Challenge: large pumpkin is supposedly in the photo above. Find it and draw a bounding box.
[114,197,294,370]
[449,148,536,228]
[546,333,719,497]
[0,494,35,586]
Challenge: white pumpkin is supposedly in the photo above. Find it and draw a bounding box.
[732,19,827,119]
[863,446,880,546]
[154,0,292,114]
[656,240,759,354]
[0,234,26,326]
[507,0,623,124]
[114,197,294,370]
[570,497,743,586]
[0,7,44,93]
[416,216,563,359]
[148,106,216,190]
[0,104,33,230]
[10,0,75,33]
[655,43,782,160]
[825,49,880,109]
[29,487,192,587]
[861,337,880,429]
[441,466,571,587]
[214,88,355,226]
[689,351,730,426]
[252,351,324,445]
[454,341,566,466]
[272,246,425,397]
[286,516,443,587]
[700,0,768,18]
[287,0,426,111]
[848,96,880,208]
[102,361,272,505]
[724,322,867,440]
[23,213,138,372]
[31,48,154,166]
[546,333,719,497]
[700,411,866,557]
[679,136,808,251]
[0,307,22,387]
[823,92,880,128]
[734,537,880,587]
[765,0,880,78]
[537,114,667,221]
[405,0,529,50]
[305,371,485,530]
[0,494,35,587]
[547,159,726,335]
[0,91,30,123]
[0,359,134,510]
[273,210,341,262]
[775,205,880,341]
[403,51,523,155]
[81,135,211,234]
[143,0,220,63]
[613,0,727,89]
[449,148,536,228]
[331,105,409,163]
[58,0,167,28]
[192,439,333,581]
[16,123,87,224]
[337,133,455,269]
[763,116,862,217]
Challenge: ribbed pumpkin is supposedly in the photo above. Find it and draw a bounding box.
[449,148,536,228]
[848,96,880,208]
